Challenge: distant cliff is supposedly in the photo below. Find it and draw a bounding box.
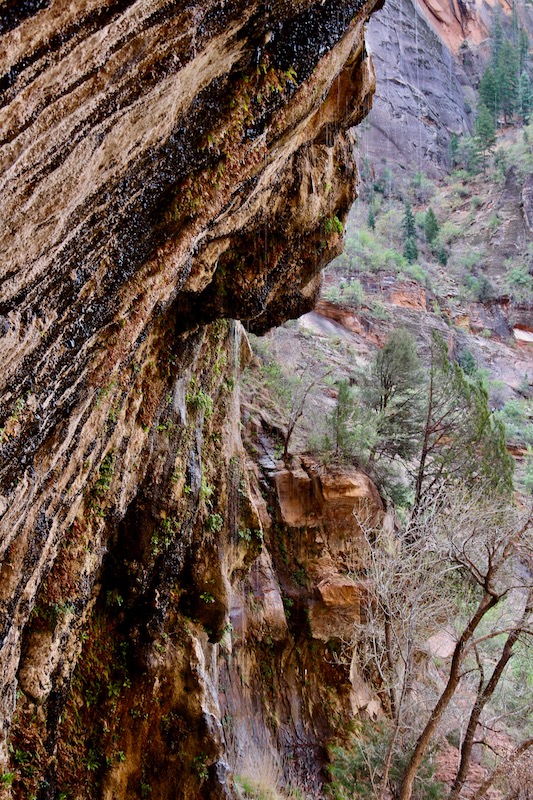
[364,0,533,176]
[0,1,380,797]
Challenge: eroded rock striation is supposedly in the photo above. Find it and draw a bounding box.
[0,1,380,797]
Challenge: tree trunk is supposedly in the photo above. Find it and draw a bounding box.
[470,738,533,800]
[449,589,533,800]
[398,593,498,800]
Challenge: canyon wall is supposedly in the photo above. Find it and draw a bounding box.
[363,0,533,177]
[363,0,471,177]
[0,1,381,797]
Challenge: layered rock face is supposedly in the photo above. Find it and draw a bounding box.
[0,1,380,797]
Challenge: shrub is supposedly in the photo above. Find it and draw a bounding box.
[506,261,533,301]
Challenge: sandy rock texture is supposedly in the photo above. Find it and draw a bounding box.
[0,1,380,797]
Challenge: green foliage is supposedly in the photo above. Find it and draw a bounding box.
[495,398,533,446]
[474,101,496,155]
[452,135,482,174]
[505,260,533,300]
[497,39,519,122]
[462,273,495,303]
[328,725,444,800]
[206,513,223,533]
[363,329,423,463]
[186,387,214,417]
[324,215,344,236]
[94,452,115,498]
[519,70,532,122]
[457,349,477,376]
[324,278,365,307]
[423,208,439,244]
[403,236,418,263]
[413,332,514,510]
[402,203,417,241]
[449,132,459,167]
[319,378,377,465]
[479,67,498,120]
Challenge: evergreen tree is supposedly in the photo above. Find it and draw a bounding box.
[511,0,519,44]
[474,101,496,170]
[491,9,504,68]
[402,203,418,262]
[412,332,513,513]
[402,203,416,240]
[403,237,418,264]
[364,329,423,463]
[456,136,481,174]
[497,40,519,122]
[519,70,532,123]
[328,378,355,460]
[368,206,376,231]
[519,27,530,74]
[479,67,498,122]
[423,208,439,244]
[449,132,459,168]
[324,379,376,464]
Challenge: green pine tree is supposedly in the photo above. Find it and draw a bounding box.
[326,378,359,461]
[368,206,376,231]
[519,27,530,74]
[424,208,439,244]
[402,203,416,240]
[402,203,418,262]
[511,0,519,43]
[456,136,481,174]
[412,332,514,513]
[519,70,532,123]
[449,132,459,168]
[497,40,519,122]
[479,67,498,122]
[363,329,424,463]
[403,237,418,264]
[474,101,496,170]
[491,8,504,68]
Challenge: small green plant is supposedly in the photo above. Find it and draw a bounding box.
[94,451,115,497]
[294,567,306,586]
[0,772,15,786]
[185,387,213,417]
[199,477,213,502]
[506,261,533,300]
[193,754,209,782]
[85,749,101,772]
[206,513,223,533]
[324,215,344,236]
[200,592,215,604]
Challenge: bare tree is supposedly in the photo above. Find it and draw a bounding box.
[346,491,533,800]
[282,369,331,460]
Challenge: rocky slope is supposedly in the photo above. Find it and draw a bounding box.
[0,1,382,798]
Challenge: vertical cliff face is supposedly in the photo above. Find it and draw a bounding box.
[0,1,380,797]
[363,0,533,176]
[363,0,471,176]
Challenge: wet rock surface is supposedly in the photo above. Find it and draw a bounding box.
[0,1,379,797]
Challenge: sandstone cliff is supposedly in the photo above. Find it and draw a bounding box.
[364,0,533,175]
[0,2,381,797]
